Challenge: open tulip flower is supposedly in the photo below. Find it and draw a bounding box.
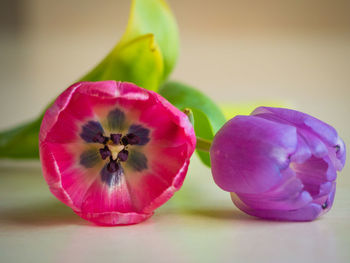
[210,107,346,221]
[39,81,196,225]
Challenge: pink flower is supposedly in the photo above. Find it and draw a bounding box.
[210,107,346,221]
[39,81,196,225]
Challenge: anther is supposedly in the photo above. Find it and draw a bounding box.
[118,149,129,162]
[121,133,140,146]
[99,146,111,160]
[93,132,109,144]
[110,133,122,144]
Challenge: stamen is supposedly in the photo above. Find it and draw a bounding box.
[121,136,129,146]
[121,133,140,145]
[110,133,122,144]
[95,131,142,167]
[118,149,129,162]
[93,132,108,144]
[99,146,111,160]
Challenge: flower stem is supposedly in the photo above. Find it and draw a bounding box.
[196,137,212,152]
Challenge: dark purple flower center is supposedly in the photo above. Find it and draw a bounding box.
[99,146,111,160]
[92,132,109,144]
[122,133,141,145]
[107,158,119,173]
[79,108,151,186]
[94,132,140,165]
[110,133,122,144]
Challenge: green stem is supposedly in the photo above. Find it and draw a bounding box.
[196,137,212,152]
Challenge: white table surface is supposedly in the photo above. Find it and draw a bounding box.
[1,156,349,263]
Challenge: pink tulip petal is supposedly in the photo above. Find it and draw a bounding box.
[40,81,195,225]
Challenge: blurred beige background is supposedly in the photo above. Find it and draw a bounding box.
[0,0,349,148]
[1,0,349,125]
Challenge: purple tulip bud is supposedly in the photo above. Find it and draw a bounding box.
[210,107,346,221]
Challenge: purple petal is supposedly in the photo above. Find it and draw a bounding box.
[231,193,322,221]
[323,182,336,213]
[312,182,334,205]
[252,107,337,144]
[291,155,336,197]
[252,106,346,170]
[236,168,312,211]
[332,137,346,171]
[297,129,328,158]
[290,135,312,163]
[210,115,298,194]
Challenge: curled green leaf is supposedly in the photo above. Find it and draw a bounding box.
[119,0,179,80]
[81,34,163,91]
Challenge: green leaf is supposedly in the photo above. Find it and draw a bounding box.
[191,109,213,166]
[119,0,179,80]
[81,34,164,91]
[0,118,41,159]
[158,81,227,167]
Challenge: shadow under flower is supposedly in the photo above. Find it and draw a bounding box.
[157,204,258,222]
[184,207,255,221]
[0,201,86,227]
